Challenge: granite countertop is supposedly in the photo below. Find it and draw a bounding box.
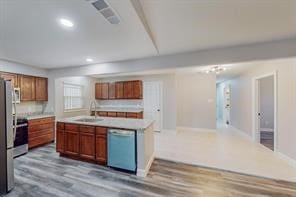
[93,107,144,113]
[58,116,154,131]
[18,112,56,120]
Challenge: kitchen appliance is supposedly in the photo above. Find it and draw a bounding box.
[0,79,16,195]
[13,88,20,104]
[107,129,136,172]
[13,118,28,158]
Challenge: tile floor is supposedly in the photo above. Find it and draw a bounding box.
[155,124,296,182]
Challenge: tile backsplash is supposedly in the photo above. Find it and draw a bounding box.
[16,101,47,115]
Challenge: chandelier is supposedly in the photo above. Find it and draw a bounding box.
[204,66,227,74]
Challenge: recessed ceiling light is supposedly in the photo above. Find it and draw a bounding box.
[86,58,94,63]
[59,18,74,27]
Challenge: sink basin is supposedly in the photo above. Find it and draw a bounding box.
[75,118,103,123]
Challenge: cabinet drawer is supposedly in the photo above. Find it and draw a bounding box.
[79,125,95,134]
[65,124,79,132]
[126,112,138,118]
[29,123,53,133]
[116,112,126,118]
[98,111,108,117]
[29,117,54,126]
[29,128,53,139]
[96,127,107,136]
[28,133,54,149]
[57,122,65,130]
[107,112,117,117]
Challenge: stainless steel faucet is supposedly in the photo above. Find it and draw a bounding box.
[90,101,97,118]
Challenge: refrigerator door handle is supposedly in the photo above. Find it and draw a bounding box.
[12,88,17,141]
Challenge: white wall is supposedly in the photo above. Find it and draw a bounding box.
[55,76,96,119]
[259,76,274,130]
[220,58,296,161]
[176,73,217,130]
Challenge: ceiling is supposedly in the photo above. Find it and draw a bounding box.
[1,0,296,69]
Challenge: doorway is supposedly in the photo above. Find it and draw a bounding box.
[143,81,162,132]
[253,72,277,151]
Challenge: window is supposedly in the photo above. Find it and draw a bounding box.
[64,83,85,111]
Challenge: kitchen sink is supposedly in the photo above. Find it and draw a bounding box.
[75,118,103,123]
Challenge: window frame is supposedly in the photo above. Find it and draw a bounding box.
[63,83,86,112]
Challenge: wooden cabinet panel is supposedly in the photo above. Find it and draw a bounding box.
[79,125,95,134]
[35,77,48,101]
[65,124,79,132]
[64,130,79,156]
[28,117,55,149]
[126,112,143,119]
[98,111,108,117]
[116,112,126,118]
[96,127,107,136]
[0,72,18,87]
[56,129,65,153]
[96,134,107,165]
[80,132,95,160]
[133,80,143,99]
[107,112,117,117]
[19,75,36,101]
[101,83,109,99]
[95,83,102,99]
[123,81,133,99]
[108,83,116,99]
[115,82,124,99]
[57,122,65,130]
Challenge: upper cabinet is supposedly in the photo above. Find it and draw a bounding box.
[35,77,48,101]
[0,72,18,87]
[0,71,48,102]
[19,75,36,101]
[95,80,143,100]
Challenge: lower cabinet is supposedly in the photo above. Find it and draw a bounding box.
[56,123,107,166]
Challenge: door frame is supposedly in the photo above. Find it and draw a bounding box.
[252,71,278,151]
[143,81,163,132]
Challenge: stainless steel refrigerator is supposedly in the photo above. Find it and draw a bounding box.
[0,78,15,195]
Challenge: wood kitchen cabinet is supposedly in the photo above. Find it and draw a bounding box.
[28,117,55,149]
[96,127,107,165]
[35,77,48,101]
[116,112,126,118]
[115,82,124,99]
[64,124,79,156]
[126,112,143,119]
[0,72,18,87]
[107,112,117,117]
[132,80,143,99]
[79,125,95,160]
[123,81,133,99]
[95,83,109,99]
[108,82,116,99]
[19,75,36,101]
[94,111,143,119]
[56,123,65,153]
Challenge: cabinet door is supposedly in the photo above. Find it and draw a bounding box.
[115,82,124,99]
[19,75,36,101]
[96,135,107,165]
[56,130,65,153]
[133,81,143,99]
[0,72,18,87]
[95,83,102,99]
[116,112,126,118]
[80,132,95,160]
[123,81,133,99]
[126,112,138,119]
[108,83,116,99]
[101,83,109,99]
[98,111,108,117]
[107,112,117,117]
[64,129,79,156]
[35,77,48,101]
[96,127,107,165]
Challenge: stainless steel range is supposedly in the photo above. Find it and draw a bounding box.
[13,118,28,158]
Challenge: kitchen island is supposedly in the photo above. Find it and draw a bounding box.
[56,116,154,177]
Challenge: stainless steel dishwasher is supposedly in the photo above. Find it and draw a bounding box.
[107,129,136,172]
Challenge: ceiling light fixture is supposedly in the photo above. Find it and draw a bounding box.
[203,66,227,75]
[59,18,74,28]
[86,58,94,63]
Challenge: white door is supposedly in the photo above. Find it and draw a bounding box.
[144,81,162,132]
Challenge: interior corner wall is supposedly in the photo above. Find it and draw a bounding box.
[176,73,216,130]
[221,58,296,161]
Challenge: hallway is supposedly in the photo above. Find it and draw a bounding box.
[155,125,296,182]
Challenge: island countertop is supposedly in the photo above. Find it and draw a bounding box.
[57,116,154,131]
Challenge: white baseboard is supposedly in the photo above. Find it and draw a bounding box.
[229,125,252,140]
[177,127,216,133]
[277,152,296,168]
[137,153,155,177]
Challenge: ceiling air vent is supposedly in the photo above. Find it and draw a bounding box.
[87,0,121,25]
